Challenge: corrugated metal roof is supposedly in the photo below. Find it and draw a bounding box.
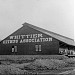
[23,22,75,46]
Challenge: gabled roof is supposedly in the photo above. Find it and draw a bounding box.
[23,22,75,46]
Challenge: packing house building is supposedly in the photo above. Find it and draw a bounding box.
[0,23,75,55]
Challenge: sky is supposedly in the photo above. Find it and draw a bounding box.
[0,0,74,40]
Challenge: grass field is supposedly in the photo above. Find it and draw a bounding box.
[0,55,74,75]
[0,55,68,60]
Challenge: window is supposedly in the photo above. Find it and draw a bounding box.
[14,46,17,52]
[12,48,14,52]
[35,45,38,51]
[12,46,14,52]
[39,45,41,51]
[12,46,17,52]
[35,45,41,52]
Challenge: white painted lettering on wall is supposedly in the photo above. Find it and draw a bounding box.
[3,34,52,44]
[3,40,18,44]
[9,34,43,39]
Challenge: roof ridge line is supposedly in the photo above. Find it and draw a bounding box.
[23,22,74,41]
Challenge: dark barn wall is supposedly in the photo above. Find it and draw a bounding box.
[0,25,59,55]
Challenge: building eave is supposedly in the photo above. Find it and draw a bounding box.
[23,22,75,46]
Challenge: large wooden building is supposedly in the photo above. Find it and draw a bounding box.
[0,23,75,55]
